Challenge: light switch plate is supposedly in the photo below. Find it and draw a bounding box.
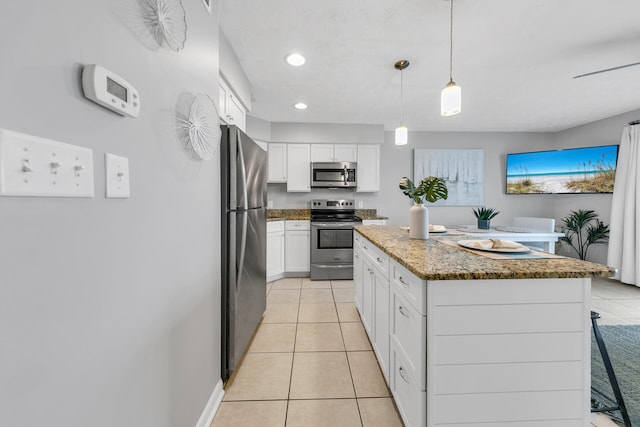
[105,153,130,198]
[0,128,94,197]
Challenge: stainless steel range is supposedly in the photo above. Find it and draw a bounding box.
[310,199,362,280]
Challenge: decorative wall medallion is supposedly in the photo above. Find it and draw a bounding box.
[183,93,220,160]
[139,0,187,52]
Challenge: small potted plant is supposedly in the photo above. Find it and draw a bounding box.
[473,207,499,230]
[399,176,448,239]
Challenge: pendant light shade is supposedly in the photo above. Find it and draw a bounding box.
[394,59,410,146]
[395,125,408,145]
[441,80,461,116]
[441,0,461,116]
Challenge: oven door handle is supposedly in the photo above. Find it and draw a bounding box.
[312,222,360,228]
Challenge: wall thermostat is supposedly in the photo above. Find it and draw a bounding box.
[82,64,140,117]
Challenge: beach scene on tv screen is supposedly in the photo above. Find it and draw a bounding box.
[506,145,618,194]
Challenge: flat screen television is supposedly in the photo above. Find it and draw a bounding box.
[506,145,619,194]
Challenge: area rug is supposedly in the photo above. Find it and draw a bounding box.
[591,324,640,426]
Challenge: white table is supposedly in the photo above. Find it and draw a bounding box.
[453,225,565,254]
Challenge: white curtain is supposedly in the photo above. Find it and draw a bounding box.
[607,125,640,286]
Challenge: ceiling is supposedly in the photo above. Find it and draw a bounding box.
[219,0,640,132]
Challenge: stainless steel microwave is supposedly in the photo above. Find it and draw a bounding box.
[311,162,357,188]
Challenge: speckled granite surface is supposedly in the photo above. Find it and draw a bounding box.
[267,208,387,221]
[356,209,389,220]
[267,209,310,221]
[355,225,615,281]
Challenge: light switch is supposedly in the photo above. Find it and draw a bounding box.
[105,153,130,198]
[0,128,94,197]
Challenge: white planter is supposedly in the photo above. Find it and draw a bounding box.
[409,203,429,240]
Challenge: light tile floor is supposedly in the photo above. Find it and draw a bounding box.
[211,277,404,427]
[591,277,640,427]
[212,276,640,427]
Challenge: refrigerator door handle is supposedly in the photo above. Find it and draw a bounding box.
[237,136,249,210]
[237,211,248,288]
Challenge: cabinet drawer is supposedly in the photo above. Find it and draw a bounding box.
[285,220,310,231]
[390,341,426,427]
[391,260,426,315]
[361,238,389,278]
[267,220,284,233]
[390,289,426,389]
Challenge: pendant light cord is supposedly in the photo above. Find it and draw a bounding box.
[449,0,454,82]
[400,68,404,123]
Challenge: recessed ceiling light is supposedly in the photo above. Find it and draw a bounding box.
[294,102,308,110]
[285,53,306,67]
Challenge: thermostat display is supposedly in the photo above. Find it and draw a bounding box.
[82,64,140,117]
[107,77,127,102]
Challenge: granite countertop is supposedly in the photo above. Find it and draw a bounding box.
[266,208,388,221]
[267,209,310,221]
[354,225,615,281]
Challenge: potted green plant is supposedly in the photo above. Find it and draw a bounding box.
[399,176,448,239]
[473,207,499,230]
[559,209,609,260]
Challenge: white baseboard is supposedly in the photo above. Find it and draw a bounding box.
[195,378,225,427]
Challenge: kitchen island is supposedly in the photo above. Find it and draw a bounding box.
[353,225,613,427]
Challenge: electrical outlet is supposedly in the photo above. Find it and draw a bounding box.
[0,128,94,197]
[105,153,130,198]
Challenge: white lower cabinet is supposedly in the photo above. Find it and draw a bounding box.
[284,220,310,273]
[390,341,425,427]
[356,230,592,426]
[353,234,364,311]
[354,231,424,427]
[373,265,390,381]
[354,232,390,381]
[360,258,375,336]
[267,221,285,282]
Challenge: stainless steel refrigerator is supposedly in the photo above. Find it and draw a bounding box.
[220,125,267,382]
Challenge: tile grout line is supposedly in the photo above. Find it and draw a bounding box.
[283,277,303,426]
[332,280,366,427]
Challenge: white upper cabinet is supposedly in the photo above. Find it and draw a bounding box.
[311,144,357,162]
[268,143,287,183]
[287,144,311,192]
[219,78,246,131]
[356,144,380,192]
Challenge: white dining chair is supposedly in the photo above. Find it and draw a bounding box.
[512,217,556,251]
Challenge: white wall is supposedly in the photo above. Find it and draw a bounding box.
[552,109,640,264]
[219,29,252,110]
[378,131,557,226]
[0,2,221,427]
[265,111,640,265]
[266,128,557,223]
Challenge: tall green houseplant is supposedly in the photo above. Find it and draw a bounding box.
[559,209,609,260]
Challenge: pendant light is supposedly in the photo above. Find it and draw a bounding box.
[395,59,409,145]
[441,0,461,116]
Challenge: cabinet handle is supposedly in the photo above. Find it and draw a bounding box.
[376,257,383,264]
[398,276,408,286]
[399,366,410,383]
[398,306,410,318]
